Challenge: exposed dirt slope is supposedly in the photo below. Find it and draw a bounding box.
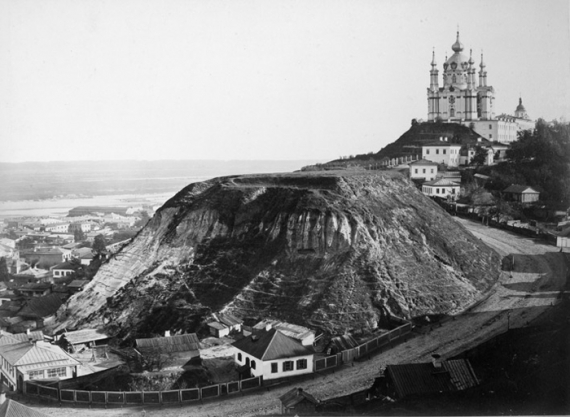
[53,171,500,337]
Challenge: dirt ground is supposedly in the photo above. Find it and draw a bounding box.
[24,217,568,417]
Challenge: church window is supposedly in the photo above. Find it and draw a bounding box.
[489,124,492,129]
[450,108,455,117]
[452,75,456,83]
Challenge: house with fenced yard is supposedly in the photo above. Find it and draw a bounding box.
[0,339,80,392]
[232,329,314,381]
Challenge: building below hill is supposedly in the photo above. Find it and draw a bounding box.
[427,32,534,143]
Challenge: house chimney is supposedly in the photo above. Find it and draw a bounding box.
[164,330,171,337]
[432,354,442,369]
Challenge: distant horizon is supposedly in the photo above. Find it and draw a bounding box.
[0,158,328,165]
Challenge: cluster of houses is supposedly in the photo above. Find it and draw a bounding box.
[0,206,152,336]
[393,138,541,205]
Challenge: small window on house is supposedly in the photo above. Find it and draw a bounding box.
[489,124,492,129]
[489,134,492,139]
[422,169,426,174]
[436,188,440,194]
[237,353,242,362]
[283,361,294,372]
[271,363,278,373]
[296,359,307,370]
[414,169,418,174]
[431,169,434,173]
[426,149,430,155]
[47,367,67,378]
[28,370,45,380]
[443,149,446,154]
[251,360,256,369]
[436,149,439,154]
[245,357,250,366]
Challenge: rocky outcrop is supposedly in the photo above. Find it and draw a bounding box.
[54,171,500,337]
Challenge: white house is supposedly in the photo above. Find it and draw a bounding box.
[422,179,461,200]
[0,337,80,392]
[422,140,462,167]
[232,329,314,381]
[409,159,439,181]
[50,262,76,278]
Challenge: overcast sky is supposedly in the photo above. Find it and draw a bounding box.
[1,0,569,163]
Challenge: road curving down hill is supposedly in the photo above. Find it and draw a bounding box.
[32,217,567,417]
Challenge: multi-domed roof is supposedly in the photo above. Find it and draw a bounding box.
[444,32,470,71]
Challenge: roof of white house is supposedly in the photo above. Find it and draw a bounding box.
[0,341,80,371]
[423,179,461,187]
[409,159,439,166]
[503,185,540,194]
[232,329,313,361]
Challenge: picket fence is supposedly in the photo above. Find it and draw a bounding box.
[314,322,412,372]
[26,322,412,407]
[25,375,263,406]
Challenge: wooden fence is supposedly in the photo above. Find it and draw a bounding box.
[25,322,412,407]
[25,375,263,406]
[314,322,412,372]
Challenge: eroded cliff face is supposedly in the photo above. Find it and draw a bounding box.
[54,171,500,336]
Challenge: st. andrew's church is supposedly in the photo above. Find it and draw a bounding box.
[427,32,534,143]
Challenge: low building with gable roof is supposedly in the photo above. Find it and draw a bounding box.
[0,338,80,392]
[409,159,439,181]
[232,329,314,381]
[422,179,461,200]
[503,185,540,204]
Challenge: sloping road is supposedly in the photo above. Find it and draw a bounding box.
[32,217,567,417]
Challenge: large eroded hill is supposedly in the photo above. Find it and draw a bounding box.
[54,171,500,337]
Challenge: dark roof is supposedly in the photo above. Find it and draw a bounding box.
[503,185,540,194]
[232,329,313,361]
[386,359,479,398]
[18,283,51,292]
[67,280,89,289]
[279,388,319,408]
[422,141,462,147]
[17,294,63,319]
[0,398,50,417]
[329,334,359,351]
[51,262,76,271]
[135,334,200,355]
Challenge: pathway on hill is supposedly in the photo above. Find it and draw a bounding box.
[30,218,567,417]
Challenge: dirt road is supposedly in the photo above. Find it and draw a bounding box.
[30,218,567,417]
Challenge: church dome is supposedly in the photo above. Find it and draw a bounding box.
[515,98,526,113]
[444,32,469,72]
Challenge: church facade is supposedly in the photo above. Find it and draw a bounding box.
[427,32,534,143]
